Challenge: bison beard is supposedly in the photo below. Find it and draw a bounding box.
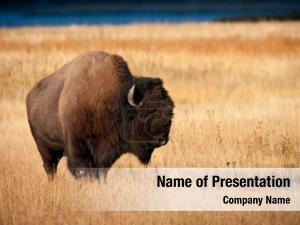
[137,144,155,165]
[26,51,174,179]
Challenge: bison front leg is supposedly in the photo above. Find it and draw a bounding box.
[66,137,99,179]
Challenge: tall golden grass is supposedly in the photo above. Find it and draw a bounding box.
[0,22,300,224]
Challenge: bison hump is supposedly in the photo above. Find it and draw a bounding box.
[58,51,132,137]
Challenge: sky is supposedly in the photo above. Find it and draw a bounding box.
[1,0,299,26]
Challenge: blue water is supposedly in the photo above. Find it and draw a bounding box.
[0,4,299,27]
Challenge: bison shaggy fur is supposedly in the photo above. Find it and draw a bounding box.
[26,51,174,179]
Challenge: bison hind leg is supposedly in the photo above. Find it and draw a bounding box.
[35,140,63,180]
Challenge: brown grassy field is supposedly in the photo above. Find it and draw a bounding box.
[0,22,300,224]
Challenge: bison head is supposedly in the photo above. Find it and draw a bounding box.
[122,77,174,164]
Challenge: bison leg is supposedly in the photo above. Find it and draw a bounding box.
[66,137,99,179]
[35,141,63,180]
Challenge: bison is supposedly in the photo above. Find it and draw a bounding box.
[26,51,174,179]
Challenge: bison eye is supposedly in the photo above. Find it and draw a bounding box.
[161,89,168,98]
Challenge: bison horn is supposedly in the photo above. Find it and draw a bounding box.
[128,84,138,107]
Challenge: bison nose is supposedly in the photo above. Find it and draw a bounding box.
[159,137,168,146]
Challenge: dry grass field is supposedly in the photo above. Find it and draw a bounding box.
[0,22,300,224]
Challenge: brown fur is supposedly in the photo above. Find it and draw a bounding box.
[26,51,174,179]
